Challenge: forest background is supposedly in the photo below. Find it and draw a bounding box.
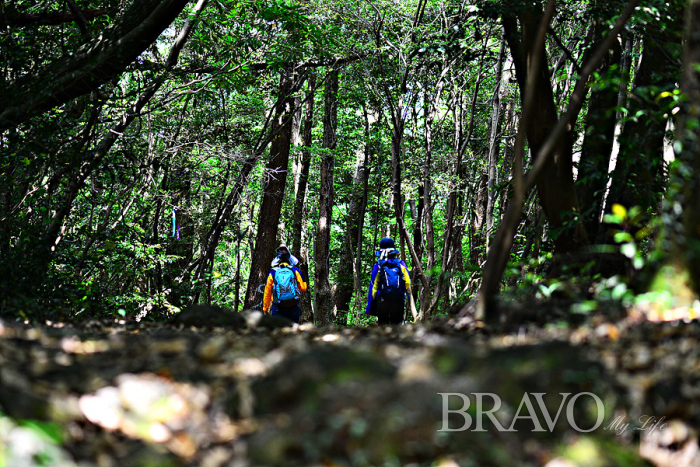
[1,0,700,327]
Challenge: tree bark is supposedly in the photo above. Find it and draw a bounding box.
[315,69,339,326]
[421,78,445,283]
[471,173,488,263]
[244,69,296,310]
[292,72,315,321]
[677,0,700,293]
[353,103,373,318]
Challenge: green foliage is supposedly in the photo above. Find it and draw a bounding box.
[0,0,691,326]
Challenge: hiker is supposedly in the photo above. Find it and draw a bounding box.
[263,246,307,323]
[366,237,412,325]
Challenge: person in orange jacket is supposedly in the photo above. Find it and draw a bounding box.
[262,245,307,323]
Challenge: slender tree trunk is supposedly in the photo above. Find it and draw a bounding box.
[291,72,315,321]
[421,80,445,281]
[485,34,506,252]
[153,162,169,297]
[244,69,296,309]
[335,108,370,315]
[234,228,242,312]
[353,103,373,320]
[448,90,466,278]
[413,185,424,262]
[388,101,426,321]
[291,75,315,256]
[315,69,338,325]
[617,32,634,121]
[472,173,488,263]
[460,38,489,264]
[678,0,700,291]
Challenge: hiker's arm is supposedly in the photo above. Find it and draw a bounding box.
[366,264,379,314]
[294,268,307,293]
[262,272,274,313]
[402,266,418,321]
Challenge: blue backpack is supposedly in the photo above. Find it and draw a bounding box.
[377,258,405,301]
[273,265,300,307]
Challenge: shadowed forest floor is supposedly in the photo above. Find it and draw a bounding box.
[1,306,700,467]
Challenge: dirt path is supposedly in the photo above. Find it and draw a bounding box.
[1,312,699,467]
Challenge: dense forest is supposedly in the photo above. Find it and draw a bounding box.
[1,0,699,326]
[2,0,700,465]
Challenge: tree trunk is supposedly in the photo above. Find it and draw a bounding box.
[503,5,588,254]
[315,68,338,326]
[292,72,315,321]
[420,72,450,295]
[485,34,506,252]
[678,0,700,292]
[413,185,425,263]
[606,33,677,219]
[353,103,373,319]
[421,79,445,282]
[234,228,242,312]
[448,91,466,277]
[388,99,427,321]
[471,173,488,263]
[335,108,370,315]
[244,69,296,310]
[650,0,700,302]
[617,32,634,121]
[292,74,315,256]
[575,6,622,241]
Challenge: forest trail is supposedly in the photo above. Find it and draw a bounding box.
[1,312,699,467]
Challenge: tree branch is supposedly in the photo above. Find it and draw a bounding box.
[0,0,191,131]
[548,26,582,74]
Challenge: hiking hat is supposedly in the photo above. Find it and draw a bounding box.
[377,248,400,260]
[379,237,395,249]
[276,245,289,254]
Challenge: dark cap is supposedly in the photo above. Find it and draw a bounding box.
[379,237,395,249]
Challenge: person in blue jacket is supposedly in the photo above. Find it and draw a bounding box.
[366,237,412,324]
